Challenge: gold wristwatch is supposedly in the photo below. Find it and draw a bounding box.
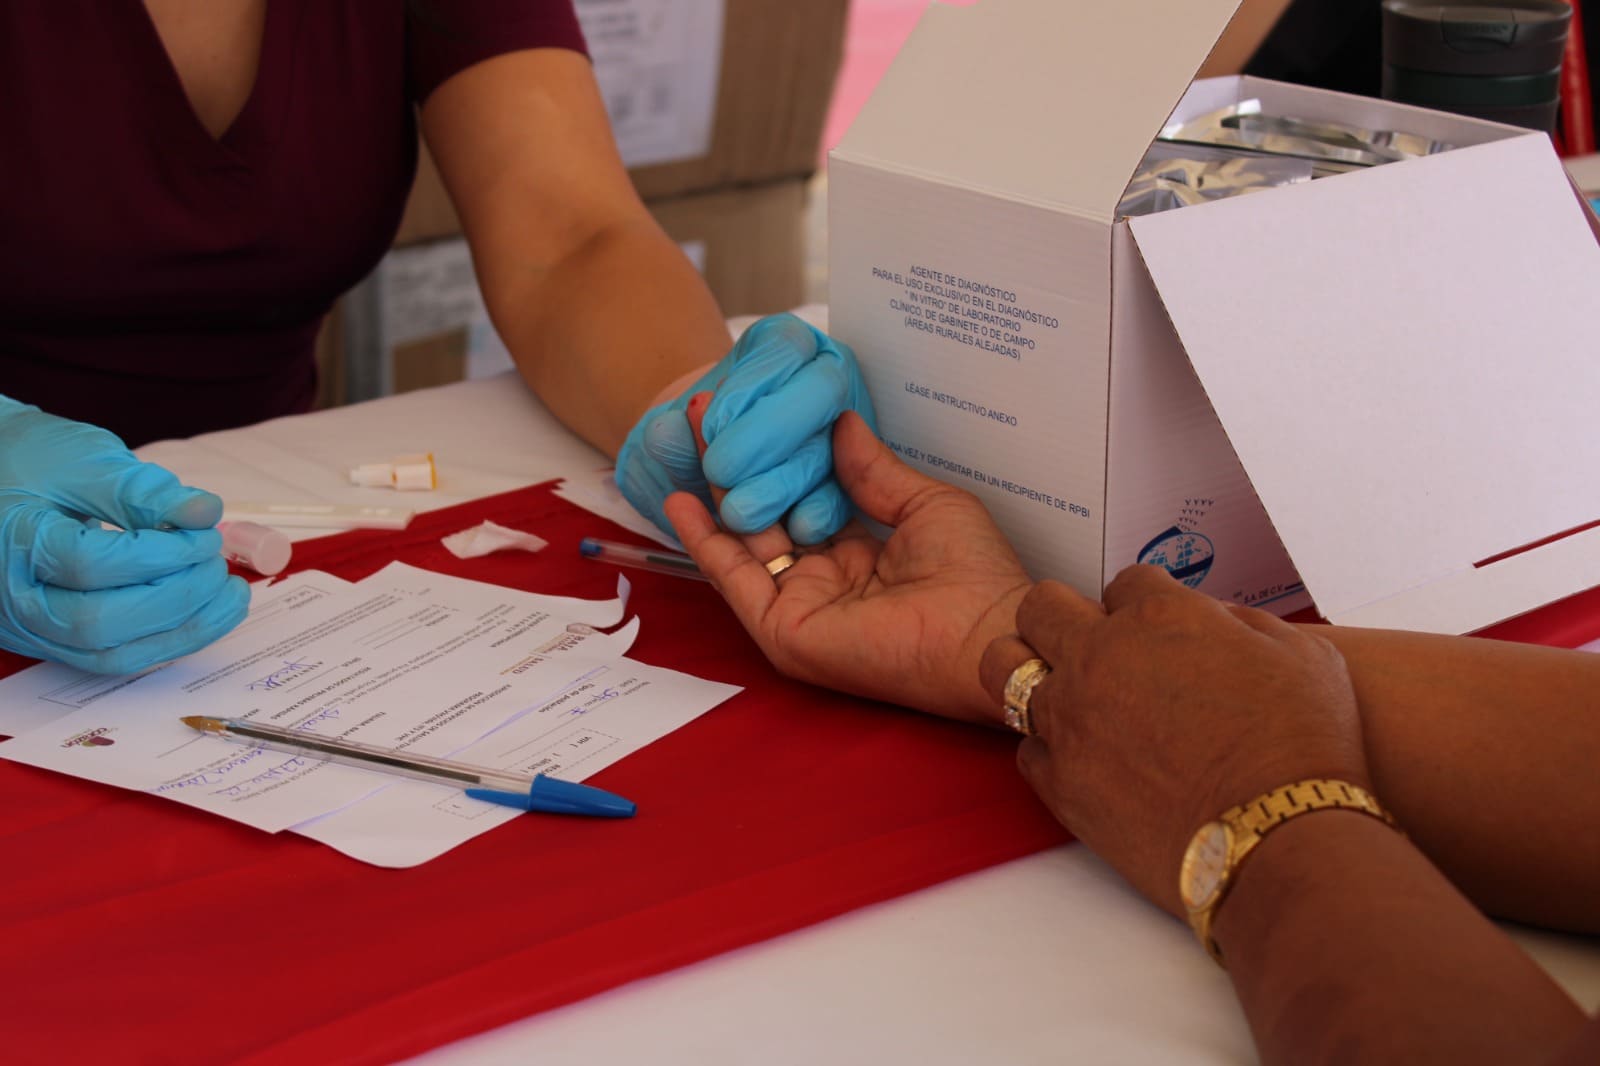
[1178,778,1399,966]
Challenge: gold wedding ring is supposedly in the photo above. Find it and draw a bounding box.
[764,552,799,579]
[1002,657,1051,736]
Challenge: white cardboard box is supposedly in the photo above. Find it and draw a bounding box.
[574,0,723,170]
[828,0,1600,634]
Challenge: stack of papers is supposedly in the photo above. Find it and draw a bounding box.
[0,563,739,867]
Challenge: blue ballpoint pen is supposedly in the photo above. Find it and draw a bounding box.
[180,715,635,818]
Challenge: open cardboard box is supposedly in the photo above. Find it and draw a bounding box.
[828,0,1600,634]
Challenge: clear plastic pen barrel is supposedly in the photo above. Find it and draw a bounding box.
[219,719,530,793]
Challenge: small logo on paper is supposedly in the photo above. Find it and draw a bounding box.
[1137,526,1215,589]
[60,727,117,749]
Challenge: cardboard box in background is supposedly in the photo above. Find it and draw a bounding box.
[392,145,463,249]
[332,178,810,402]
[393,0,847,246]
[319,0,843,401]
[829,0,1600,635]
[625,0,846,198]
[649,178,807,316]
[313,301,346,412]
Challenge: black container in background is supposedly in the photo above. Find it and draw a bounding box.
[1381,1,1572,130]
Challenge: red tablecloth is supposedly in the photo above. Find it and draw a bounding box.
[0,484,1071,1064]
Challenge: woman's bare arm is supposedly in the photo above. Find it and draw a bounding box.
[420,48,732,456]
[1216,809,1591,1065]
[1310,626,1600,932]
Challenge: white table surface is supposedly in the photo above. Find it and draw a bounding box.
[138,372,1600,1065]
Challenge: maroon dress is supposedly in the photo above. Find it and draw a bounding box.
[0,1,586,447]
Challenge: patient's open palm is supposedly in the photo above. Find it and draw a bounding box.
[666,412,1031,723]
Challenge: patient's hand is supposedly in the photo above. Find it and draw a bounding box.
[666,406,1032,724]
[979,569,1370,916]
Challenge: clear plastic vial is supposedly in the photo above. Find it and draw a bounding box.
[218,520,293,576]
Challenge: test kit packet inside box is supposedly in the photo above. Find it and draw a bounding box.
[828,0,1600,635]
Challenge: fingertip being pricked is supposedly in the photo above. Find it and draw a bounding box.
[685,390,713,448]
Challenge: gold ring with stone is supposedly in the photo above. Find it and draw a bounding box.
[1002,657,1051,736]
[764,552,799,579]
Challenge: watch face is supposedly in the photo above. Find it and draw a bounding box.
[1180,821,1231,911]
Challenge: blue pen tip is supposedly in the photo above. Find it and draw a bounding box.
[464,775,635,818]
[532,775,636,817]
[578,537,601,557]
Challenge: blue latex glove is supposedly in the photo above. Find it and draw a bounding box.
[0,397,250,674]
[615,314,878,544]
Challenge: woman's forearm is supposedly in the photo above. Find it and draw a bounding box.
[1215,810,1588,1066]
[1308,625,1600,931]
[491,213,731,456]
[419,48,733,458]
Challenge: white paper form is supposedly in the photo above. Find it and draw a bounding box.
[0,571,356,738]
[297,656,740,866]
[0,564,645,833]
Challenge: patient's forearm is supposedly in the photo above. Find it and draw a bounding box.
[1216,812,1587,1066]
[1308,625,1600,932]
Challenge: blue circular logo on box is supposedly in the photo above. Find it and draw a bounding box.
[1136,526,1215,588]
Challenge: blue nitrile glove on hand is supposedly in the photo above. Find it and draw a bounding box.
[0,397,250,674]
[616,314,878,544]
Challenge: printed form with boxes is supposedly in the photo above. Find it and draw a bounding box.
[829,0,1600,636]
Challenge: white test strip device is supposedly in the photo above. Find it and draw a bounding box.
[222,502,415,531]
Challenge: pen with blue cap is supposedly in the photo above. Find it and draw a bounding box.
[180,715,635,817]
[579,536,707,581]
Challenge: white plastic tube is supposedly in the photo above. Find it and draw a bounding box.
[221,502,414,531]
[218,521,293,576]
[349,453,436,490]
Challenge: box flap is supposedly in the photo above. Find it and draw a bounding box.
[832,0,1242,222]
[1127,135,1600,633]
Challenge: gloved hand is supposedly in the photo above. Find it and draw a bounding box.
[0,397,250,674]
[616,314,878,544]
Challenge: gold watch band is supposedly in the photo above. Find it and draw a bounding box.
[1184,778,1400,966]
[1224,778,1397,851]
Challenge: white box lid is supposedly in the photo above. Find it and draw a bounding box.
[832,0,1242,222]
[1128,133,1600,633]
